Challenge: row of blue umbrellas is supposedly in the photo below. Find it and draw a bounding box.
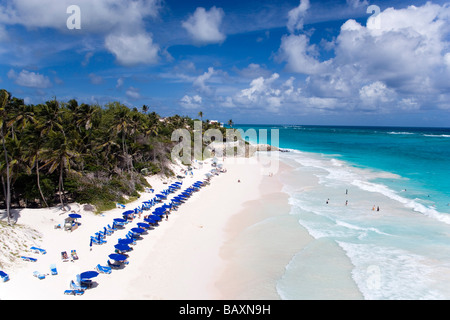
[103,182,186,266]
[85,179,208,282]
[80,182,186,285]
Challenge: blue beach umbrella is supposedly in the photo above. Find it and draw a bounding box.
[144,216,160,223]
[114,244,131,252]
[123,211,134,217]
[150,215,162,221]
[131,227,145,234]
[69,213,81,219]
[80,271,99,280]
[114,218,126,223]
[118,238,133,245]
[109,253,127,262]
[137,222,150,229]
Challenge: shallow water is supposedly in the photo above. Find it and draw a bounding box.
[235,125,450,300]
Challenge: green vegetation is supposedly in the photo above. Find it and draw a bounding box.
[0,89,229,223]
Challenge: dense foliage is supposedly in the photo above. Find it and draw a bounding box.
[0,89,228,223]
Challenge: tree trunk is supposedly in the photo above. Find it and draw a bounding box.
[1,128,11,225]
[59,162,65,211]
[36,159,48,207]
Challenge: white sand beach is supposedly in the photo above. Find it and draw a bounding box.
[0,152,296,300]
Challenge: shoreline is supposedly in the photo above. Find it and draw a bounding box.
[216,155,363,300]
[215,158,312,299]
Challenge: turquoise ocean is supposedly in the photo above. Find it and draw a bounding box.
[234,125,450,299]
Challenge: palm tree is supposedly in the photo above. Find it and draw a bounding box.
[37,99,65,138]
[110,105,133,172]
[227,119,234,127]
[42,131,79,211]
[7,98,35,139]
[75,103,98,132]
[198,111,203,122]
[0,89,13,224]
[23,126,48,207]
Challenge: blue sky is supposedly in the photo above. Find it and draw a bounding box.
[0,0,449,126]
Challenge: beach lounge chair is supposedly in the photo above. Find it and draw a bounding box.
[30,246,47,255]
[95,231,106,239]
[50,264,58,275]
[0,271,9,282]
[70,280,87,291]
[71,250,79,260]
[91,236,106,245]
[96,264,112,274]
[64,289,84,296]
[21,256,37,262]
[127,230,141,240]
[61,251,69,262]
[76,274,93,289]
[33,271,46,280]
[104,226,113,235]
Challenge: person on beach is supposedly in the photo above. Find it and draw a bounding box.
[345,200,348,206]
[377,206,380,211]
[372,205,375,211]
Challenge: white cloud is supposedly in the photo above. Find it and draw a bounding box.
[235,63,272,79]
[0,0,161,32]
[0,0,162,66]
[335,3,450,95]
[8,69,51,88]
[81,52,94,67]
[116,77,124,89]
[0,25,7,41]
[445,53,450,68]
[180,95,202,109]
[234,73,302,112]
[89,73,103,85]
[278,34,328,75]
[279,2,450,113]
[346,0,368,9]
[125,86,141,100]
[287,0,310,33]
[182,6,226,44]
[105,32,159,66]
[219,96,235,108]
[359,81,396,110]
[193,67,215,94]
